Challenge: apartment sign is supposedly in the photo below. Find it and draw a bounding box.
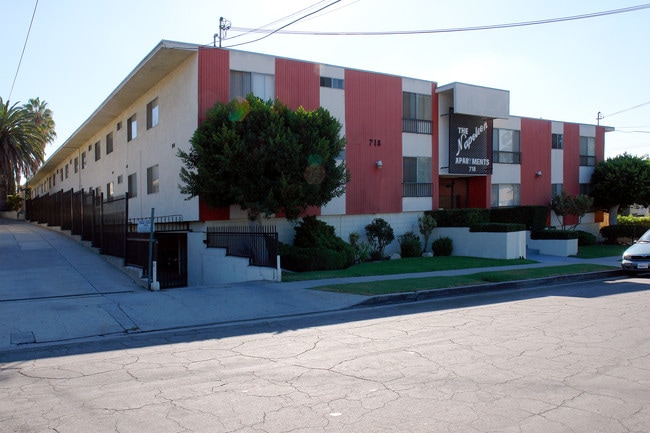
[448,113,492,175]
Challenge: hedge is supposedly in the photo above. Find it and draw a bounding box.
[470,222,526,233]
[600,224,650,243]
[531,230,579,240]
[426,206,548,230]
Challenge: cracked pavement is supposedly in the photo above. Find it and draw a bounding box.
[1,278,649,433]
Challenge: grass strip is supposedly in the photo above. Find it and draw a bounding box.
[312,264,617,296]
[282,256,535,282]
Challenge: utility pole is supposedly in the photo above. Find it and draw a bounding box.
[597,111,604,126]
[215,17,231,48]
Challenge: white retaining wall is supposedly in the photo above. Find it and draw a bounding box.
[432,227,527,259]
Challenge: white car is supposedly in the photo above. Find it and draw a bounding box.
[621,229,650,274]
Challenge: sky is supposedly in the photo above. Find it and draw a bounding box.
[3,0,650,161]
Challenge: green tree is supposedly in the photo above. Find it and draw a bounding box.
[25,97,57,145]
[365,217,395,259]
[590,153,650,225]
[417,214,437,253]
[0,97,48,209]
[178,95,349,221]
[551,190,594,230]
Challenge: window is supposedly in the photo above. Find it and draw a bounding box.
[65,164,69,179]
[94,141,101,161]
[579,183,592,195]
[106,132,113,155]
[491,184,520,207]
[580,136,596,166]
[147,98,159,129]
[81,152,87,169]
[127,114,137,141]
[127,173,137,198]
[59,169,63,182]
[147,164,160,194]
[402,157,432,197]
[117,174,123,184]
[74,157,79,173]
[106,182,114,199]
[117,121,122,131]
[230,70,275,100]
[402,92,432,134]
[320,76,344,89]
[552,133,563,149]
[551,183,563,198]
[493,129,521,164]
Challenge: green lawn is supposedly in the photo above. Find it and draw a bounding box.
[281,256,535,282]
[572,243,627,259]
[312,264,618,296]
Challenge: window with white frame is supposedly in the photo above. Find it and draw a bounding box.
[230,70,274,100]
[320,77,344,89]
[81,152,87,169]
[493,129,521,164]
[147,164,159,194]
[551,183,563,198]
[491,183,520,207]
[127,173,137,198]
[94,141,101,161]
[65,164,69,179]
[127,114,137,141]
[106,182,114,199]
[402,92,432,134]
[580,136,596,166]
[146,97,159,129]
[552,133,563,149]
[74,158,78,173]
[402,157,432,197]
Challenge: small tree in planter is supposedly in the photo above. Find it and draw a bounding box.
[365,218,394,260]
[418,214,437,253]
[349,231,370,263]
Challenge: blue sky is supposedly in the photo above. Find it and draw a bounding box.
[3,0,649,160]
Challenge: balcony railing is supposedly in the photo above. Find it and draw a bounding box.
[402,182,432,197]
[402,118,432,134]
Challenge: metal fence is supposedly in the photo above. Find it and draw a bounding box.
[206,225,278,268]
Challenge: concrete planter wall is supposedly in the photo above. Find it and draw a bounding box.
[433,227,527,260]
[527,233,578,256]
[0,211,19,219]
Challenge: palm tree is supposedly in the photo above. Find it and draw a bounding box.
[0,97,46,209]
[25,97,57,145]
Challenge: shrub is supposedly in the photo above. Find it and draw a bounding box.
[530,230,579,240]
[399,231,422,258]
[426,209,489,227]
[365,218,395,260]
[600,224,650,244]
[281,216,354,272]
[432,237,453,256]
[470,222,526,232]
[489,206,549,231]
[6,194,22,212]
[349,231,370,263]
[575,230,597,246]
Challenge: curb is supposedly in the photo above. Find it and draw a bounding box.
[351,269,627,308]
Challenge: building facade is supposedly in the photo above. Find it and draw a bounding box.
[28,40,610,285]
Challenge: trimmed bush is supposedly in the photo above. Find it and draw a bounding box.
[426,208,489,227]
[470,222,526,232]
[531,230,579,240]
[399,231,422,258]
[600,224,650,244]
[432,237,453,256]
[489,206,548,231]
[575,230,597,246]
[281,216,354,272]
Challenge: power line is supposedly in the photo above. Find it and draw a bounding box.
[228,3,650,37]
[222,0,342,49]
[8,0,39,101]
[604,101,650,118]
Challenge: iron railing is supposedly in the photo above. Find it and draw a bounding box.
[206,225,278,268]
[402,182,432,198]
[402,118,432,135]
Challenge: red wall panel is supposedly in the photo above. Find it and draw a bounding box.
[198,48,231,221]
[520,118,552,206]
[275,58,320,110]
[345,70,403,215]
[468,176,490,208]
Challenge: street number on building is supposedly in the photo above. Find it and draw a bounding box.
[369,139,381,147]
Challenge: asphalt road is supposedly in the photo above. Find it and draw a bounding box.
[1,277,649,433]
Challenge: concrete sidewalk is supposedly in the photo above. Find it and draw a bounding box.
[0,218,624,354]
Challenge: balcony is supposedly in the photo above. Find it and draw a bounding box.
[402,182,432,197]
[402,118,432,135]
